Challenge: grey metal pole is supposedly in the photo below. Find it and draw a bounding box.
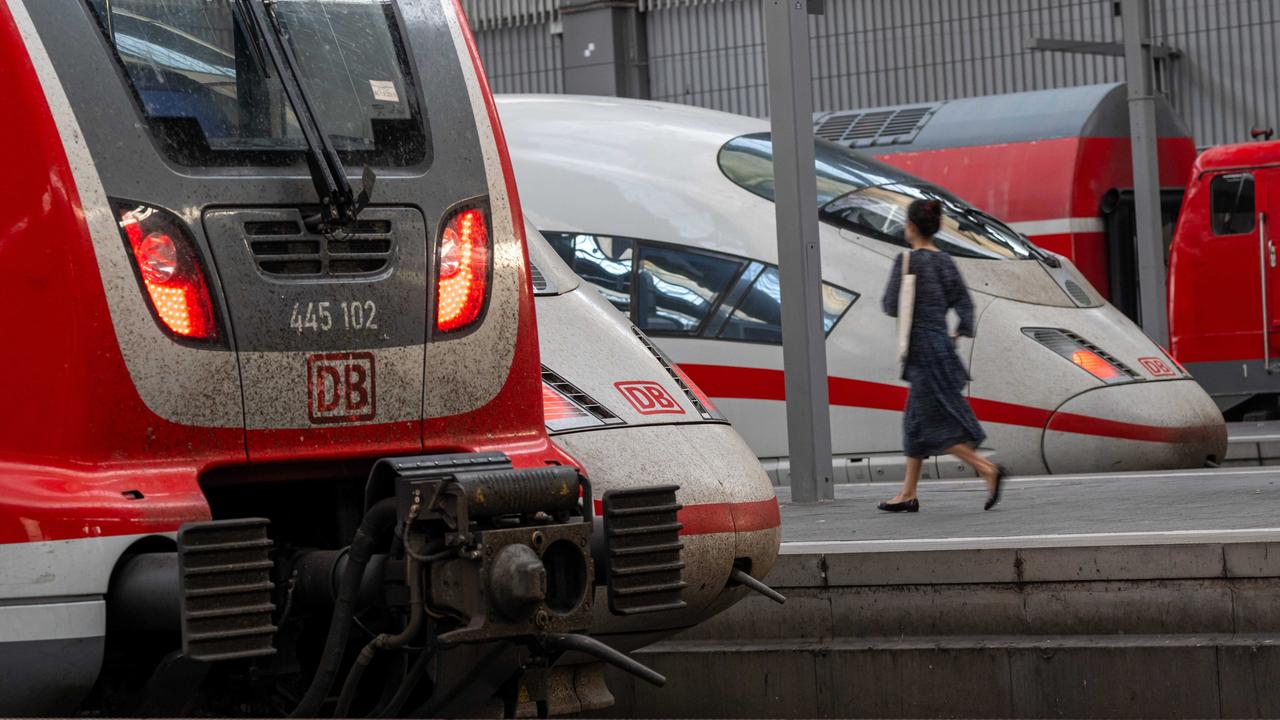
[1122,0,1170,346]
[763,0,833,503]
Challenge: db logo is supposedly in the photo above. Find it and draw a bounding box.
[1138,357,1176,378]
[307,352,376,423]
[615,381,684,416]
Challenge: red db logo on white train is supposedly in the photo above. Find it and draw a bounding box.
[308,352,376,424]
[615,381,684,416]
[1138,357,1176,378]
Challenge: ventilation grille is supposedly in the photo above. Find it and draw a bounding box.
[530,260,552,294]
[602,485,687,616]
[541,366,622,424]
[814,104,938,148]
[1024,328,1142,381]
[1063,279,1092,306]
[247,219,394,277]
[177,518,277,662]
[630,326,717,420]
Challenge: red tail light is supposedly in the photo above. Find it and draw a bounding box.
[436,206,490,333]
[116,203,219,342]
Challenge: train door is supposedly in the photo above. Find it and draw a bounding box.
[1259,169,1280,368]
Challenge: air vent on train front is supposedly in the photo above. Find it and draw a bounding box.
[530,260,552,295]
[541,367,622,425]
[1063,279,1092,306]
[1023,327,1142,382]
[601,485,687,616]
[247,218,395,277]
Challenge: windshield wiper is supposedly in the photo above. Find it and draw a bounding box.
[234,0,375,232]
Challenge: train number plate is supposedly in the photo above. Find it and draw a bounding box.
[614,381,684,416]
[307,352,376,423]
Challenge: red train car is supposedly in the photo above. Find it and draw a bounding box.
[814,83,1197,321]
[1168,140,1280,419]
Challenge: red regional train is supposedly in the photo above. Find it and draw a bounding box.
[1169,139,1280,419]
[0,0,777,716]
[814,83,1197,324]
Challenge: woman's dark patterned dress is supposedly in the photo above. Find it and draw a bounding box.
[882,249,986,459]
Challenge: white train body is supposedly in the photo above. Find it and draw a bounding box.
[528,223,780,649]
[502,95,1227,480]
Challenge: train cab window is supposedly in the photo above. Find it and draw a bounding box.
[543,233,634,313]
[717,267,857,343]
[636,246,744,334]
[84,0,428,167]
[1210,173,1256,235]
[718,132,1037,260]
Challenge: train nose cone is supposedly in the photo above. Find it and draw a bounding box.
[552,423,780,650]
[1042,379,1227,474]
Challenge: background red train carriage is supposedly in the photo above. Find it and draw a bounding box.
[814,82,1197,324]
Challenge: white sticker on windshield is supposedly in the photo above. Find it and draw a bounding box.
[369,80,399,103]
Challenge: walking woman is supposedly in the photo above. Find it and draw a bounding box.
[879,199,1005,512]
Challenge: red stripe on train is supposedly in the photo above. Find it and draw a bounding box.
[679,363,1207,445]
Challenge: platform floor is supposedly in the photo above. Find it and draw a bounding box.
[777,465,1280,550]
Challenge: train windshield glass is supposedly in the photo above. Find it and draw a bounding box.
[718,133,1035,260]
[84,0,427,167]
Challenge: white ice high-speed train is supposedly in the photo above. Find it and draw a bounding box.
[500,95,1227,480]
[527,219,781,655]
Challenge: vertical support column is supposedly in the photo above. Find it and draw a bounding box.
[764,0,833,503]
[560,0,649,99]
[1122,0,1170,346]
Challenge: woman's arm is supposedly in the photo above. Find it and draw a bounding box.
[881,253,903,318]
[944,258,976,337]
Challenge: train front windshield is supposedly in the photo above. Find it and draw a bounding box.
[718,133,1036,261]
[84,0,427,167]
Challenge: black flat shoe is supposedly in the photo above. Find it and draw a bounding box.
[984,465,1008,511]
[878,498,919,513]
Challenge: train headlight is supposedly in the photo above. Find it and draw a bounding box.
[1023,327,1139,384]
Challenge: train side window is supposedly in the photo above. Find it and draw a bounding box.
[542,232,633,313]
[636,245,744,334]
[1210,173,1256,235]
[718,266,859,344]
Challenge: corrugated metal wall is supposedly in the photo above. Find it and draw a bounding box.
[1156,0,1280,146]
[465,0,1280,147]
[462,0,564,94]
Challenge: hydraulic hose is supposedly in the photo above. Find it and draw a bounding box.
[374,645,434,719]
[289,497,400,719]
[333,557,423,717]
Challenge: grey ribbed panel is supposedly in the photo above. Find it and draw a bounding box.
[466,0,1279,148]
[471,20,564,94]
[640,0,1277,146]
[460,0,559,30]
[646,1,1131,118]
[1154,0,1280,146]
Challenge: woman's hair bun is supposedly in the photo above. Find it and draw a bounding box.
[908,198,943,237]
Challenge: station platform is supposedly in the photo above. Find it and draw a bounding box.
[1227,420,1280,466]
[777,464,1280,548]
[606,466,1280,719]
